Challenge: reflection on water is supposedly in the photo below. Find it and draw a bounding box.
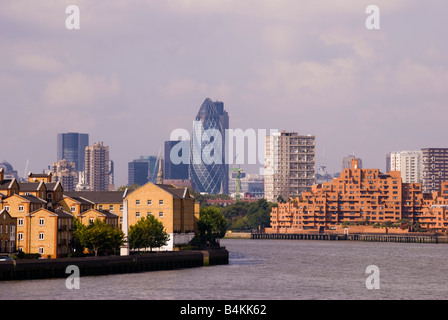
[1,239,448,300]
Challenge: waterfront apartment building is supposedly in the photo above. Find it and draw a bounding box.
[264,131,315,203]
[84,142,112,191]
[266,158,448,234]
[57,132,89,172]
[124,182,200,250]
[386,151,422,184]
[421,148,448,194]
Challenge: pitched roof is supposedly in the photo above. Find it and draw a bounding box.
[156,184,192,199]
[18,181,46,192]
[64,191,126,204]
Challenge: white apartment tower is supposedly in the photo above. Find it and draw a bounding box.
[264,131,315,203]
[387,150,422,183]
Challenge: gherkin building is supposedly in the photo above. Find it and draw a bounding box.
[190,98,229,195]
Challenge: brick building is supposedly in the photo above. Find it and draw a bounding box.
[266,159,448,234]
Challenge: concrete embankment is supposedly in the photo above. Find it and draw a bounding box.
[0,249,229,281]
[251,233,448,244]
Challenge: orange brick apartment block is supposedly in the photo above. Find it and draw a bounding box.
[267,159,448,234]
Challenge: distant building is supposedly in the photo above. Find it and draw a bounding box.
[229,172,264,199]
[164,141,189,180]
[342,155,362,170]
[264,131,315,203]
[50,159,78,191]
[128,156,160,186]
[189,98,229,195]
[57,132,89,172]
[422,148,448,194]
[0,161,18,180]
[387,151,422,184]
[84,142,112,191]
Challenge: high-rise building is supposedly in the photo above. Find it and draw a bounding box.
[264,131,315,203]
[57,133,89,172]
[164,140,189,180]
[422,148,448,194]
[387,151,422,184]
[128,156,159,186]
[189,98,229,194]
[50,159,78,191]
[128,160,149,186]
[84,141,111,191]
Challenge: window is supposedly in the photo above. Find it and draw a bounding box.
[39,247,44,255]
[18,206,24,212]
[109,205,114,211]
[39,233,44,240]
[120,205,123,211]
[99,205,103,210]
[147,200,152,205]
[147,212,152,216]
[159,200,164,205]
[159,212,164,218]
[89,218,94,224]
[136,212,140,218]
[18,233,23,241]
[18,218,24,226]
[39,218,45,226]
[136,200,140,205]
[70,206,76,213]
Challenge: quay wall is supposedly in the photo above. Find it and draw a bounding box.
[0,249,229,281]
[252,233,448,244]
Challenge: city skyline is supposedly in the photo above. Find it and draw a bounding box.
[1,1,448,187]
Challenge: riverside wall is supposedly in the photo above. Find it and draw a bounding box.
[252,232,448,244]
[0,249,229,281]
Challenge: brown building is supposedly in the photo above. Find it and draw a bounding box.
[422,148,448,194]
[266,159,448,234]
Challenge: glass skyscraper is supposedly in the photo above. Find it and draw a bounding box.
[190,98,229,194]
[57,132,89,172]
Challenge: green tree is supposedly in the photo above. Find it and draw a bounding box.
[194,207,228,247]
[128,215,170,252]
[74,219,124,257]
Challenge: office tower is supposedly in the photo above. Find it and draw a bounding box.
[128,156,159,186]
[164,141,189,180]
[264,131,315,203]
[387,151,422,183]
[128,160,149,186]
[57,132,89,172]
[84,141,110,191]
[342,155,362,170]
[50,159,78,191]
[189,98,229,194]
[422,148,448,194]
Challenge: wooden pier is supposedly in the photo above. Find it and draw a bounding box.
[251,233,448,244]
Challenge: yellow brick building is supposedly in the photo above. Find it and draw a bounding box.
[124,182,200,250]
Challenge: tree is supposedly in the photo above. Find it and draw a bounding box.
[74,219,124,257]
[128,215,170,252]
[194,207,228,247]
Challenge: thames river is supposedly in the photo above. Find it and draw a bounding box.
[1,239,448,300]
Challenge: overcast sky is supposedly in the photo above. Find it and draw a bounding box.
[1,0,447,187]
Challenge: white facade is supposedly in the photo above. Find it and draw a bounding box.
[387,151,422,183]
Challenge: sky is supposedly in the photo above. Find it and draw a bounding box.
[1,0,447,188]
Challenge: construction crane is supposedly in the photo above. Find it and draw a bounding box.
[230,167,243,201]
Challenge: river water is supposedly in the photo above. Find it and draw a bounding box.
[1,239,448,300]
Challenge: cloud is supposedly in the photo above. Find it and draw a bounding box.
[15,54,65,73]
[43,72,121,108]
